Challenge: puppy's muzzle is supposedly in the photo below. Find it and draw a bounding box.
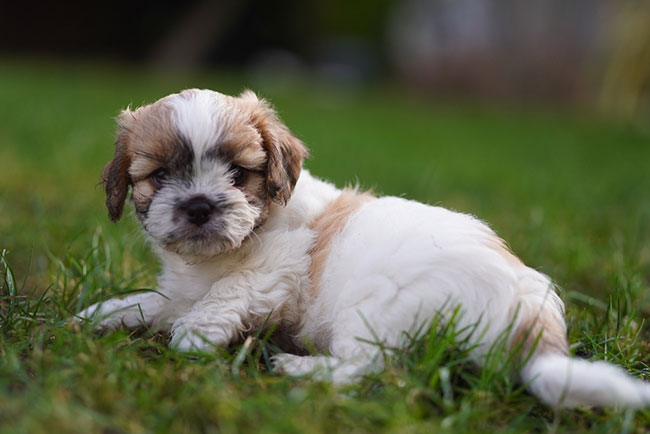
[178,195,215,226]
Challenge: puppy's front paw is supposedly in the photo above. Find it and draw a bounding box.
[272,353,331,378]
[272,353,307,375]
[169,320,226,352]
[272,354,369,384]
[170,328,213,352]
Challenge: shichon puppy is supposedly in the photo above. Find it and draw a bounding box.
[78,89,650,408]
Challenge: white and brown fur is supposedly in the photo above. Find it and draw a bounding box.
[78,89,650,408]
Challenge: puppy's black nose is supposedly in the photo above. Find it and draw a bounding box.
[179,196,214,226]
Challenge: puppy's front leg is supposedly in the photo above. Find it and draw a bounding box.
[76,291,168,332]
[170,277,254,352]
[170,230,311,352]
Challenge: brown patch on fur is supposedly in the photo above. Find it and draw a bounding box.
[236,90,309,205]
[308,188,376,297]
[103,131,132,221]
[131,179,155,215]
[103,99,190,221]
[218,124,267,170]
[242,171,271,226]
[479,226,524,267]
[512,305,569,359]
[121,101,190,179]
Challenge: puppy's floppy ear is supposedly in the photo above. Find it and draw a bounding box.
[239,90,309,205]
[102,110,134,222]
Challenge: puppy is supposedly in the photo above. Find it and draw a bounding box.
[78,89,650,408]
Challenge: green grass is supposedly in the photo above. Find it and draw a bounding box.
[1,60,650,433]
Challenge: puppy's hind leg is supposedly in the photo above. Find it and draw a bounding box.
[272,336,383,384]
[274,308,391,384]
[275,276,422,383]
[272,354,341,379]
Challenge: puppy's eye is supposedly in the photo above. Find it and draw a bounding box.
[148,168,168,188]
[229,164,247,188]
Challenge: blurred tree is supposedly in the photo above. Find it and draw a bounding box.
[387,0,605,102]
[151,0,247,69]
[600,1,650,117]
[1,0,649,116]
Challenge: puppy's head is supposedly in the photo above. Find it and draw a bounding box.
[102,89,308,257]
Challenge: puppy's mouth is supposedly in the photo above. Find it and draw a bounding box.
[144,191,261,258]
[161,220,235,254]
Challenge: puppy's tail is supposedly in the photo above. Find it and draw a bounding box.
[522,353,650,408]
[513,274,650,408]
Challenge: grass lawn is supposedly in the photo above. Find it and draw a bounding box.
[1,61,650,433]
